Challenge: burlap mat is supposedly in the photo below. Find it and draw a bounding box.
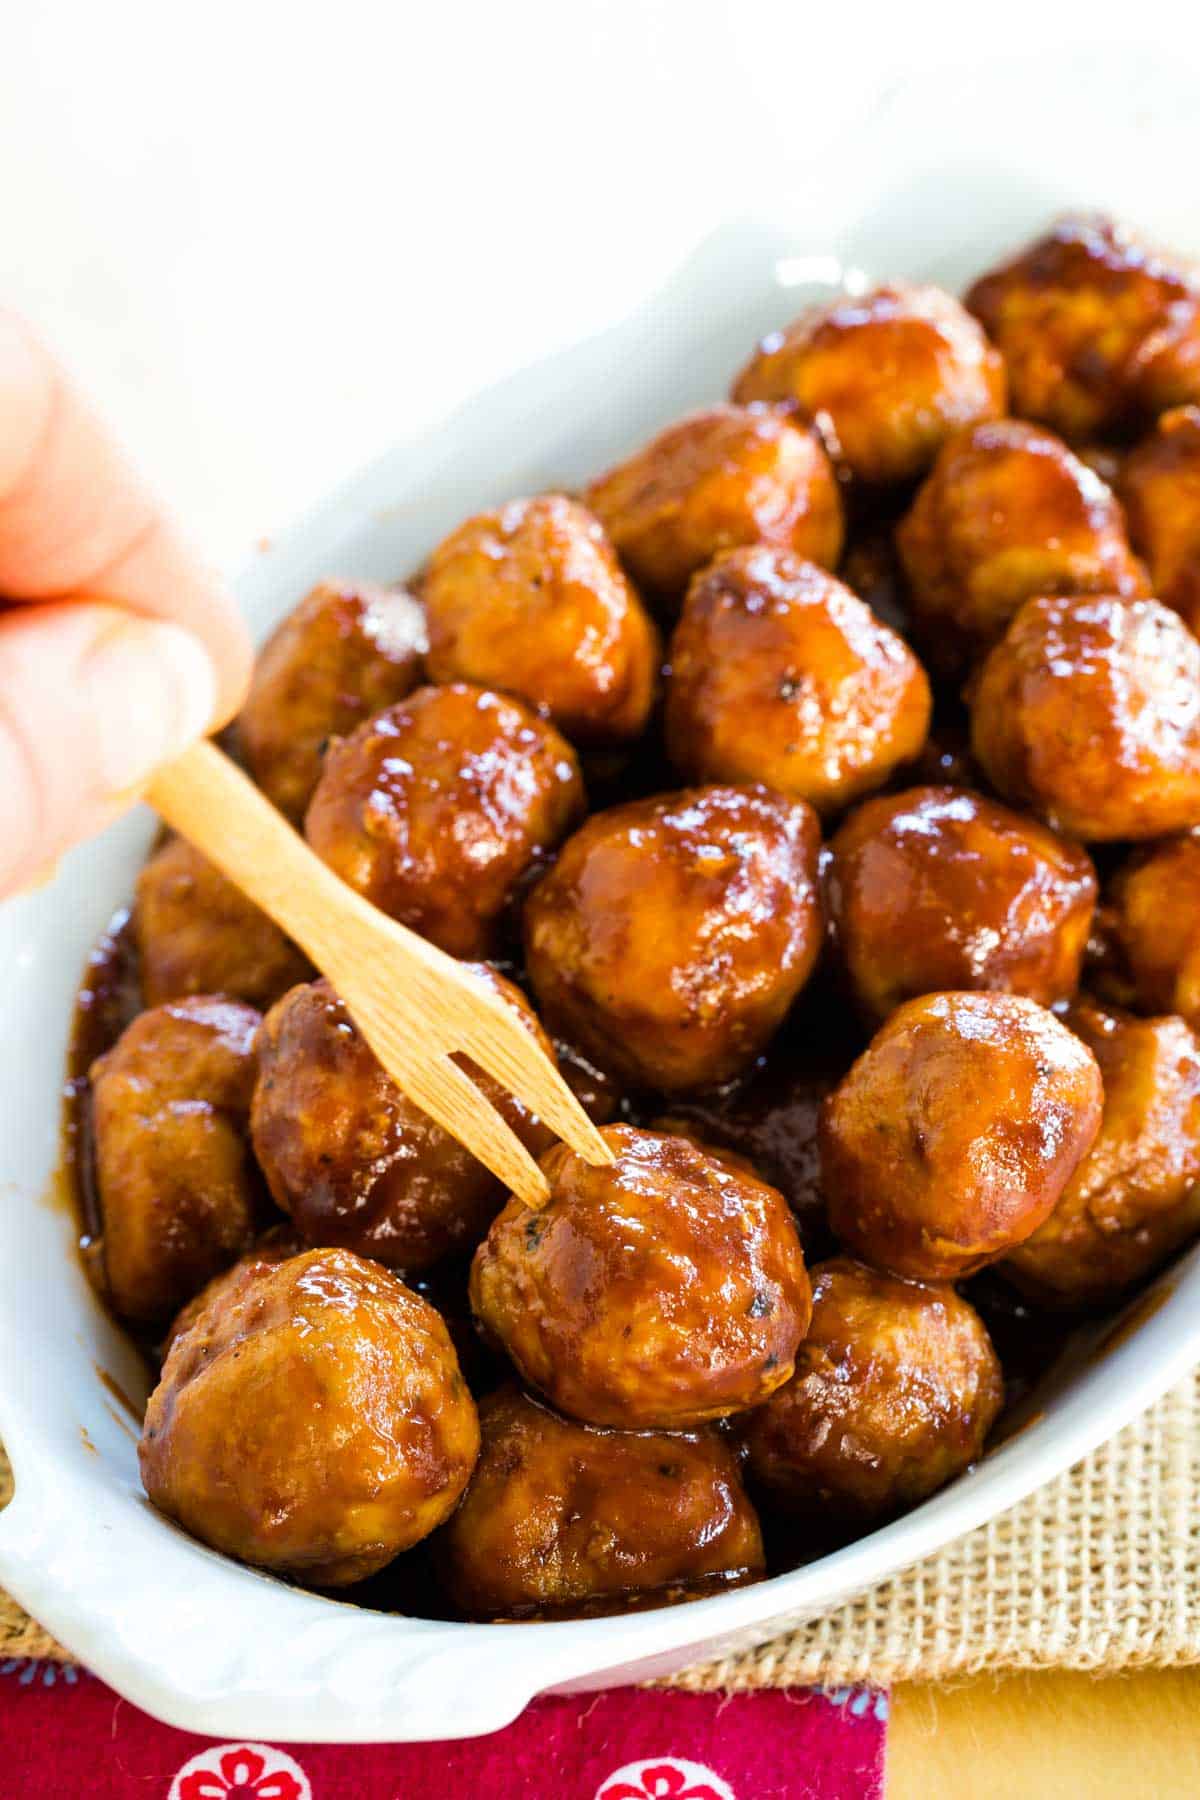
[4,1371,1199,1683]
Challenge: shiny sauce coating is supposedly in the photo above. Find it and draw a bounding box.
[470,1123,812,1429]
[524,784,823,1093]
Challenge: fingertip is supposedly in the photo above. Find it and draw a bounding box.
[85,511,255,728]
[0,304,254,727]
[82,614,218,797]
[0,602,222,896]
[199,575,255,729]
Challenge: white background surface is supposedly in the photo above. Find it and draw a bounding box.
[4,4,1200,570]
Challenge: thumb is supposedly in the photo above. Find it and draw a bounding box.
[0,599,216,894]
[0,309,253,728]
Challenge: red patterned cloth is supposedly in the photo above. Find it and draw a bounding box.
[0,1661,886,1797]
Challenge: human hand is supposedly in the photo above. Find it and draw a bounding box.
[0,310,253,896]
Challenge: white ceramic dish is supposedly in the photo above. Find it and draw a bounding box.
[2,51,1199,1744]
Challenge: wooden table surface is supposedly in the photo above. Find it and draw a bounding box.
[887,1668,1200,1797]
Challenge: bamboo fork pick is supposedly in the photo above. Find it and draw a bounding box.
[147,739,614,1207]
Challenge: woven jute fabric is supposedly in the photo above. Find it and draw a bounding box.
[4,1370,1200,1682]
[0,1453,62,1662]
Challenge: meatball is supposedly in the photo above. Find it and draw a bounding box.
[251,970,555,1270]
[743,1259,1003,1522]
[238,579,427,822]
[134,836,310,1009]
[1003,1005,1200,1309]
[826,786,1097,1023]
[524,786,823,1093]
[305,683,584,958]
[437,1389,764,1619]
[583,404,843,608]
[1119,406,1200,633]
[140,1248,479,1586]
[970,595,1200,841]
[966,215,1200,441]
[469,1124,812,1429]
[731,282,1005,484]
[89,997,262,1324]
[664,549,931,816]
[1105,835,1200,1025]
[896,419,1150,673]
[820,991,1103,1282]
[421,495,660,746]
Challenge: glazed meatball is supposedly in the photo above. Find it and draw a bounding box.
[1003,1005,1200,1310]
[140,1248,479,1586]
[1104,835,1200,1026]
[238,580,427,822]
[89,997,262,1324]
[1119,406,1200,633]
[896,419,1150,673]
[470,1124,812,1429]
[970,595,1200,841]
[966,215,1200,441]
[524,786,823,1093]
[664,549,931,816]
[421,495,660,746]
[251,970,555,1270]
[584,404,843,608]
[743,1259,1003,1522]
[826,786,1097,1023]
[437,1388,764,1619]
[820,991,1103,1282]
[305,683,584,958]
[731,282,1005,484]
[135,836,310,1009]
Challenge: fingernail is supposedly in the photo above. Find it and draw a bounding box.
[84,617,217,797]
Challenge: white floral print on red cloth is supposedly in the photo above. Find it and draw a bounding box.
[168,1742,312,1800]
[0,1670,885,1798]
[596,1756,737,1799]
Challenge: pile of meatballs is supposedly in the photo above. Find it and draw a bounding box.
[78,212,1200,1622]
